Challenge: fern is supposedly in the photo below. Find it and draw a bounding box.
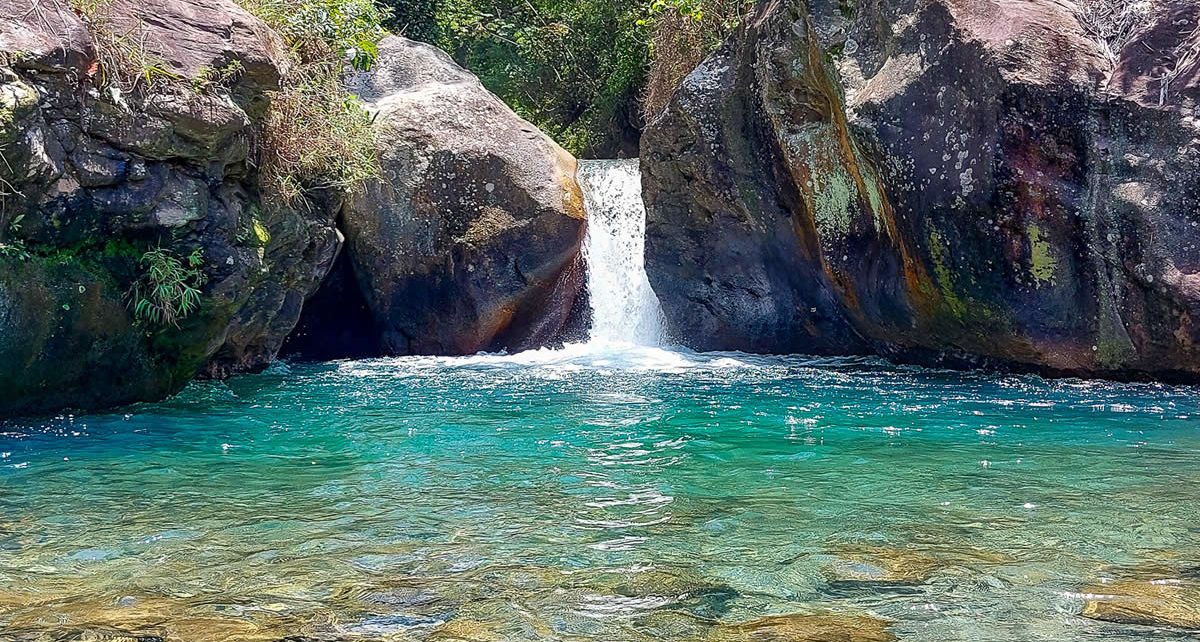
[129,247,208,328]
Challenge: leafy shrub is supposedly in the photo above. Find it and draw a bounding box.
[238,0,389,70]
[129,248,207,328]
[420,0,653,156]
[0,242,30,262]
[378,0,755,156]
[380,0,441,42]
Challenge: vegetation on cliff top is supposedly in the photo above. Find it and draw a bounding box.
[68,0,747,159]
[379,0,752,156]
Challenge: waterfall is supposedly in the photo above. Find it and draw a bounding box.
[577,159,667,346]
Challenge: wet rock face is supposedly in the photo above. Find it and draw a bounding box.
[334,36,587,356]
[642,0,1200,379]
[0,0,339,416]
[640,4,871,354]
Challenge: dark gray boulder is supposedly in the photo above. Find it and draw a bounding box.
[642,0,1200,379]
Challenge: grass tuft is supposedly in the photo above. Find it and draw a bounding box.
[258,62,380,201]
[66,0,182,93]
[235,0,388,201]
[1073,0,1155,65]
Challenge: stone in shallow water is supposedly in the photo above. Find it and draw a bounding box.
[1079,579,1200,630]
[66,632,164,642]
[1,592,304,642]
[427,618,507,642]
[708,613,896,642]
[825,546,938,585]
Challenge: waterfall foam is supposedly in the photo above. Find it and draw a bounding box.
[577,159,667,346]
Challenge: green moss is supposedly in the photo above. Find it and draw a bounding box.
[1027,224,1058,286]
[1094,288,1137,368]
[825,43,845,63]
[253,219,271,246]
[928,230,968,320]
[102,238,144,260]
[0,78,38,146]
[22,237,151,291]
[796,128,855,239]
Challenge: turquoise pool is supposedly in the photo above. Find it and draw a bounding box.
[1,344,1198,641]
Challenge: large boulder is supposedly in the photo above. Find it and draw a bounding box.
[643,0,1200,379]
[0,0,340,416]
[317,36,587,356]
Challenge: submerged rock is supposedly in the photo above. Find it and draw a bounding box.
[642,0,1200,379]
[1079,578,1200,630]
[823,546,938,586]
[318,36,588,357]
[709,612,896,642]
[427,618,507,642]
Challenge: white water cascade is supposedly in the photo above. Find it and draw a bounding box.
[577,159,668,346]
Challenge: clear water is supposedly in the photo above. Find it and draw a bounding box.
[1,348,1199,641]
[577,160,666,346]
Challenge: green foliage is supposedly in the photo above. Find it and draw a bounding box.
[190,61,246,95]
[381,0,754,155]
[239,0,390,71]
[380,0,441,42]
[129,248,208,328]
[0,241,30,262]
[642,0,753,119]
[102,238,145,260]
[402,0,653,155]
[646,0,705,23]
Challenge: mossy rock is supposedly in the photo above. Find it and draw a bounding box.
[0,73,38,147]
[0,250,213,417]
